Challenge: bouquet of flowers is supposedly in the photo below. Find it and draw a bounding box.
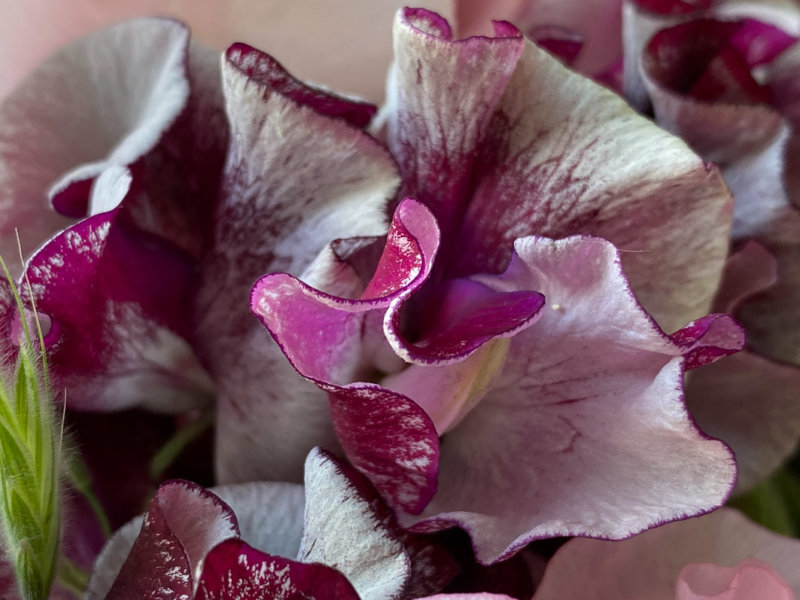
[0,1,799,598]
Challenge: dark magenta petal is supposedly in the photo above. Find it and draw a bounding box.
[195,539,360,600]
[632,0,717,16]
[225,43,377,128]
[251,198,439,385]
[385,278,545,365]
[107,480,239,600]
[327,383,440,514]
[23,206,213,412]
[528,25,584,66]
[670,314,745,369]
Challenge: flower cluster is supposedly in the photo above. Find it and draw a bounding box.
[0,1,798,599]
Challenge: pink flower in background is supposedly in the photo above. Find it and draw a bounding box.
[532,508,800,599]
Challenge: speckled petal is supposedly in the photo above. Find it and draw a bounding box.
[21,197,213,413]
[205,42,401,485]
[104,480,239,600]
[194,539,360,600]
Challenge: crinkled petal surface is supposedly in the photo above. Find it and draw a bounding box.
[208,43,401,484]
[532,508,800,599]
[401,236,737,564]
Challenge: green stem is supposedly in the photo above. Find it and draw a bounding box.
[57,557,89,598]
[65,453,112,539]
[149,412,214,481]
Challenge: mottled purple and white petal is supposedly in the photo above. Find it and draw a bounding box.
[455,37,732,332]
[0,18,192,267]
[385,8,524,238]
[206,43,401,485]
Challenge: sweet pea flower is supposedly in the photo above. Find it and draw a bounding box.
[532,508,800,599]
[0,3,742,574]
[457,0,800,492]
[251,7,743,565]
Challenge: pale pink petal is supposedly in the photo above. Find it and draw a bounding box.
[0,1,454,104]
[402,236,736,564]
[676,559,794,599]
[532,508,800,599]
[456,36,732,333]
[299,448,410,599]
[0,18,194,271]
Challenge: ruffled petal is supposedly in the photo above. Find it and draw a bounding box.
[455,36,732,333]
[21,195,213,412]
[300,448,410,600]
[105,480,239,600]
[385,8,524,238]
[402,236,737,564]
[250,200,442,511]
[532,508,800,598]
[195,538,360,600]
[205,43,401,485]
